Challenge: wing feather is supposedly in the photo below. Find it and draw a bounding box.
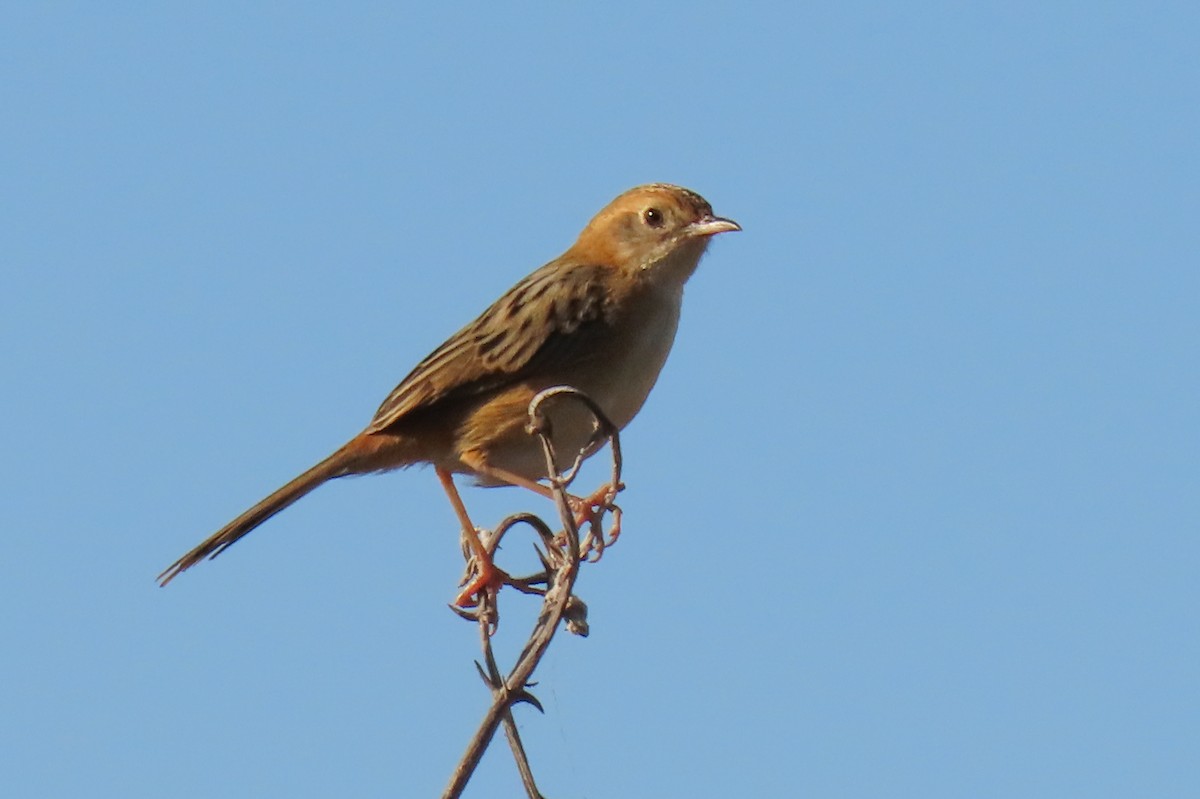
[367,260,612,432]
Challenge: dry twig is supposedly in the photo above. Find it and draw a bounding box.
[440,387,623,799]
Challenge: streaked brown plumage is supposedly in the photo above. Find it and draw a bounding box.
[158,183,740,598]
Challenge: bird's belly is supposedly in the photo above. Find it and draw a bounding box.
[575,301,680,431]
[476,286,683,483]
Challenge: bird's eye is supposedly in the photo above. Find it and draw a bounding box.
[642,207,664,227]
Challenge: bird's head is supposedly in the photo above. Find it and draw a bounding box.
[570,183,740,283]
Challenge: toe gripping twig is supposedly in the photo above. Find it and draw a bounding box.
[442,387,623,799]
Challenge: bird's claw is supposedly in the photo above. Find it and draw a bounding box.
[567,482,623,561]
[454,554,510,609]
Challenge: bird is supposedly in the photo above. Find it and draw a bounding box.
[158,183,740,604]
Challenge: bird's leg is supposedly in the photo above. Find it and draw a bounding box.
[464,459,622,559]
[437,467,508,607]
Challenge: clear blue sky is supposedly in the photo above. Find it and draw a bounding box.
[3,4,1196,797]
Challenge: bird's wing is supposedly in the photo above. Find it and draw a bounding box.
[367,259,612,432]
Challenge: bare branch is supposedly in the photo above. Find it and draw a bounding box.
[441,387,622,799]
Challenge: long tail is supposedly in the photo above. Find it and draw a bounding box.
[158,445,356,586]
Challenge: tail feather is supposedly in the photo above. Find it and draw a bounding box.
[158,446,353,586]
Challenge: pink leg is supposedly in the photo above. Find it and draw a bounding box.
[436,467,507,607]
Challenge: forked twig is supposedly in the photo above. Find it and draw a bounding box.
[440,387,623,799]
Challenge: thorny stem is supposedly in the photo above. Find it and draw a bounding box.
[441,387,622,799]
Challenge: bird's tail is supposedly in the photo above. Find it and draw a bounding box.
[158,444,356,586]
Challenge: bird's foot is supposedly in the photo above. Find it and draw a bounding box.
[454,540,511,608]
[568,482,623,561]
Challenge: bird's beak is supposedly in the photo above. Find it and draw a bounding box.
[687,215,742,237]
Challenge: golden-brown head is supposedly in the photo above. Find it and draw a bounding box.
[567,183,741,282]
